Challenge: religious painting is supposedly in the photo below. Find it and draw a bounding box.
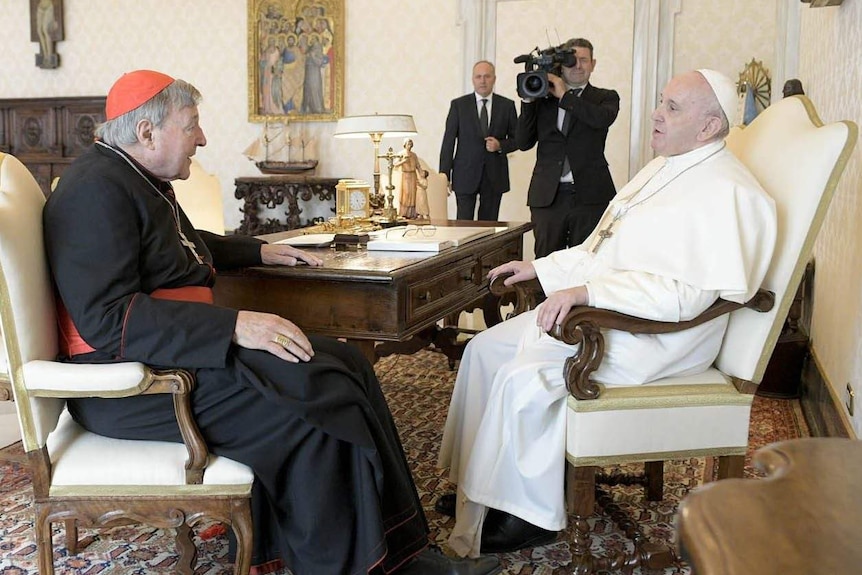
[30,0,64,69]
[248,0,344,122]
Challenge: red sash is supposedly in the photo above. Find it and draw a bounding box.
[57,286,214,357]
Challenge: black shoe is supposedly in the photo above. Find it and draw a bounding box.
[397,546,501,575]
[480,509,557,554]
[434,493,457,517]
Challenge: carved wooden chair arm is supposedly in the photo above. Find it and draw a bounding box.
[555,289,774,400]
[489,272,775,401]
[145,368,209,484]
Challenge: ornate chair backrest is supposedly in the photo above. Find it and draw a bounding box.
[172,157,226,234]
[0,152,65,453]
[718,96,856,383]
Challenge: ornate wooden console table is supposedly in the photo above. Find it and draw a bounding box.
[234,175,339,235]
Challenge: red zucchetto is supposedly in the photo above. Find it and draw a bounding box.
[105,70,175,120]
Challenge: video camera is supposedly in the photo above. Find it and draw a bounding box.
[514,44,577,99]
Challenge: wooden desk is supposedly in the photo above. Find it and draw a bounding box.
[234,175,340,235]
[677,438,862,575]
[213,221,531,363]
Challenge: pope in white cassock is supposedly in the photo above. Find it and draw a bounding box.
[437,69,778,557]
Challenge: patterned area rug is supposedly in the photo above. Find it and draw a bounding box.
[0,349,809,574]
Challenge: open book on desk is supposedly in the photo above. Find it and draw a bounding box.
[366,226,497,252]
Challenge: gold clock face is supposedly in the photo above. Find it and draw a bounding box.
[349,190,367,211]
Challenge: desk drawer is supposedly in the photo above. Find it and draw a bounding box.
[407,259,478,322]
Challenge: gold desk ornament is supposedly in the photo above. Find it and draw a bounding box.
[335,179,372,220]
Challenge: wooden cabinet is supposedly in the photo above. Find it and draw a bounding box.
[0,97,105,196]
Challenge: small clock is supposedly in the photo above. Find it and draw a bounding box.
[336,179,371,218]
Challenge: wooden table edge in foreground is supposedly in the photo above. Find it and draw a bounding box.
[677,437,862,575]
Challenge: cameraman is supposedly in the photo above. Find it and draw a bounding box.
[516,37,619,258]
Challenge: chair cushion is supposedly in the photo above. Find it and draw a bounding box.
[47,409,253,496]
[567,368,752,466]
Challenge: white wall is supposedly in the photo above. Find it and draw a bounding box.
[673,0,777,80]
[798,0,862,437]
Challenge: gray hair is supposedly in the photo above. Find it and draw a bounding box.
[95,79,202,146]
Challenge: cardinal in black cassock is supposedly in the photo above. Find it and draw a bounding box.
[43,70,500,575]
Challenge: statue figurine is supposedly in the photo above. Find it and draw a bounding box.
[415,169,431,219]
[394,138,421,219]
[34,0,61,68]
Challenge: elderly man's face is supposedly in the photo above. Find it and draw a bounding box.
[650,72,716,157]
[149,105,207,181]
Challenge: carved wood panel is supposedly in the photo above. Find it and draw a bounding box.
[0,96,105,196]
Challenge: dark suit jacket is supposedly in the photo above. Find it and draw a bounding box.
[516,84,619,208]
[439,93,518,196]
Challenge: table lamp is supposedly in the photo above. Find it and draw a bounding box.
[334,114,417,211]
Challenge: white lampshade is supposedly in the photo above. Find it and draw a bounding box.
[334,114,417,138]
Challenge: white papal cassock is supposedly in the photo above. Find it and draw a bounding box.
[438,140,777,557]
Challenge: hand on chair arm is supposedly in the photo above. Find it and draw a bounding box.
[537,287,589,333]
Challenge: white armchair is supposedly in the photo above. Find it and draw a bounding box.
[0,151,254,574]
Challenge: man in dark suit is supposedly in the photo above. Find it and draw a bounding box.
[517,38,619,257]
[439,61,518,221]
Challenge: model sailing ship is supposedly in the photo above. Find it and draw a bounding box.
[243,120,318,174]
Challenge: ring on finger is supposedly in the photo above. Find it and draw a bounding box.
[274,333,292,348]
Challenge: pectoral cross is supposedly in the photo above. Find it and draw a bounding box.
[178,230,205,264]
[590,214,621,254]
[591,228,614,253]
